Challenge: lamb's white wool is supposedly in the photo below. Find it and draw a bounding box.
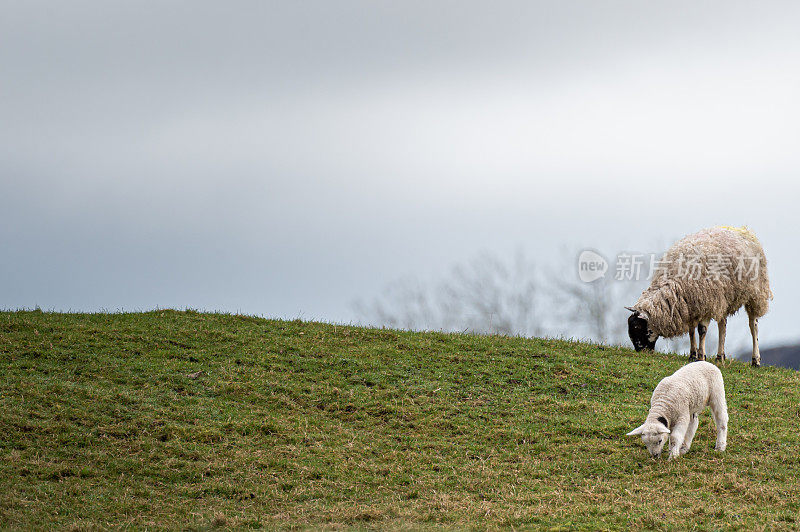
[627,361,727,460]
[628,226,772,366]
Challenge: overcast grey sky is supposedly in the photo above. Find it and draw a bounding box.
[2,1,799,346]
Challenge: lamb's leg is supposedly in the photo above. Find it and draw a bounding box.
[710,393,728,452]
[680,413,700,455]
[716,317,727,362]
[668,417,689,460]
[688,325,697,361]
[749,312,761,367]
[697,320,709,361]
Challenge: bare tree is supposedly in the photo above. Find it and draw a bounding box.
[352,276,438,331]
[549,273,634,344]
[353,251,541,336]
[439,251,542,336]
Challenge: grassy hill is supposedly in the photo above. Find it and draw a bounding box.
[2,310,800,530]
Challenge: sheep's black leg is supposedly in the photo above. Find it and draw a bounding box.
[697,321,709,361]
[688,325,697,361]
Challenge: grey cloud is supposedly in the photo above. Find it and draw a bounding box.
[1,1,799,347]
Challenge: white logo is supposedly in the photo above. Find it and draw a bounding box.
[578,250,608,283]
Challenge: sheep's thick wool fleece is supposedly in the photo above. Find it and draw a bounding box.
[648,361,724,422]
[634,226,772,338]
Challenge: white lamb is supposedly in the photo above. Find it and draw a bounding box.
[626,361,727,460]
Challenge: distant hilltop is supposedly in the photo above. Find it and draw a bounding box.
[737,344,800,370]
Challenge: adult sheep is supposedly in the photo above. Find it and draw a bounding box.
[626,226,772,366]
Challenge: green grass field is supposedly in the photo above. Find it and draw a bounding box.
[2,310,800,530]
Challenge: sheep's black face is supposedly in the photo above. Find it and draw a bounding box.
[628,313,656,351]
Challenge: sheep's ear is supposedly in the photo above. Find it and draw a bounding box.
[656,425,670,434]
[625,307,649,320]
[626,424,646,436]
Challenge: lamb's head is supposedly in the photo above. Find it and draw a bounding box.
[626,307,657,351]
[627,417,670,458]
